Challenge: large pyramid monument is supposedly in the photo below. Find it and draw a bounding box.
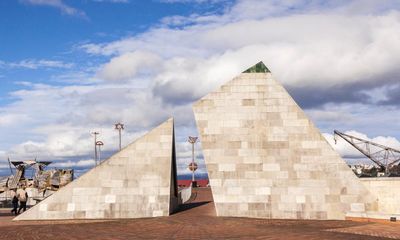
[15,118,178,220]
[193,62,378,220]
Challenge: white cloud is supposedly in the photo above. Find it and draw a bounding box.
[82,8,400,94]
[52,159,95,168]
[98,51,161,81]
[0,80,197,163]
[0,114,30,127]
[4,59,73,69]
[21,0,86,17]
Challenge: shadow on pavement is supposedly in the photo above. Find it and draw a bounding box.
[173,201,211,214]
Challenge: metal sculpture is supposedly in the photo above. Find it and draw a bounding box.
[334,130,400,176]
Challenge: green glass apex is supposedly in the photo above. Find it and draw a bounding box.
[243,61,270,73]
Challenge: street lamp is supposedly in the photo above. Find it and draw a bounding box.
[96,141,104,164]
[114,122,124,151]
[91,131,99,166]
[188,136,198,187]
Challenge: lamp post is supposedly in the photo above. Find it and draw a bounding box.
[188,136,198,186]
[91,131,99,166]
[96,141,104,164]
[114,122,124,151]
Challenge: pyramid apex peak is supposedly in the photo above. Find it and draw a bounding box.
[243,61,270,73]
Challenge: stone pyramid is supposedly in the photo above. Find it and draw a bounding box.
[15,118,178,220]
[193,62,378,220]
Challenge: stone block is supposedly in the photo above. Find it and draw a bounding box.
[218,163,236,172]
[262,163,280,171]
[105,195,116,203]
[67,203,75,212]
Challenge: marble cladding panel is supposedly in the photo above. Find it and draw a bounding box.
[193,71,378,220]
[15,118,177,220]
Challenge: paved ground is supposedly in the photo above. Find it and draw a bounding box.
[0,188,399,240]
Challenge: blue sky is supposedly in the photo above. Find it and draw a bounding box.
[1,0,400,177]
[0,0,228,99]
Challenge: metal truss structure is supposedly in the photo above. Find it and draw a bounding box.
[334,130,400,175]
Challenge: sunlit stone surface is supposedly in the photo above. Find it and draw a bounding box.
[15,118,178,220]
[193,62,378,220]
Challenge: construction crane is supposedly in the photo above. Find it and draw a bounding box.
[334,130,400,176]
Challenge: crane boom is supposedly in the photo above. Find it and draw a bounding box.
[7,157,14,175]
[333,130,400,174]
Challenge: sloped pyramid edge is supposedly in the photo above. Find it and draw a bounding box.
[15,118,177,220]
[193,64,378,220]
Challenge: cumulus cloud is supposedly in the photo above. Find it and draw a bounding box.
[0,80,196,164]
[0,114,30,127]
[98,51,161,81]
[81,3,400,109]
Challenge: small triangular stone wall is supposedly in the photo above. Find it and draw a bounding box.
[193,63,378,220]
[15,118,178,220]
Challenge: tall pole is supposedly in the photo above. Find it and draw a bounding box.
[192,142,195,182]
[188,136,198,184]
[97,143,101,164]
[115,122,124,151]
[96,141,104,164]
[91,132,99,166]
[94,133,97,166]
[119,130,121,150]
